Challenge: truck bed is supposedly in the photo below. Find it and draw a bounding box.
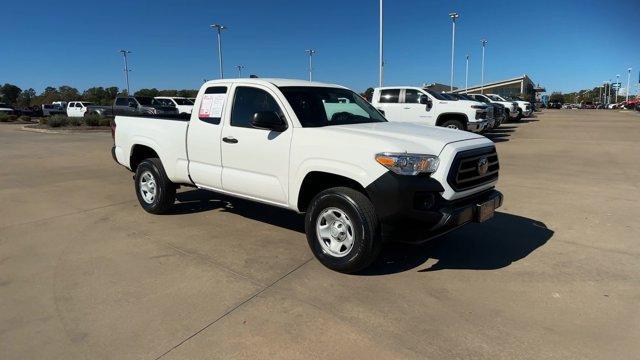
[113,115,192,184]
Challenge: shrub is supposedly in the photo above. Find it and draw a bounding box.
[19,115,31,122]
[48,115,68,128]
[98,117,111,127]
[83,114,101,126]
[67,117,80,126]
[7,115,18,122]
[39,117,48,125]
[0,113,8,122]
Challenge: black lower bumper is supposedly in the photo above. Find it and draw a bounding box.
[365,172,503,243]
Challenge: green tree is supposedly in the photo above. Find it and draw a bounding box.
[0,83,22,105]
[58,85,81,101]
[549,92,565,102]
[16,88,36,108]
[177,89,198,98]
[134,88,160,97]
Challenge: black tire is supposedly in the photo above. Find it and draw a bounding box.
[305,187,382,273]
[440,119,465,130]
[134,158,176,214]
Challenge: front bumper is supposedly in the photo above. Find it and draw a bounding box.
[467,120,488,133]
[365,172,503,243]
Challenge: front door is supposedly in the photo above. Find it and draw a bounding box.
[220,84,292,205]
[401,89,435,125]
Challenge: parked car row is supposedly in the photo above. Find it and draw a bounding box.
[112,78,504,274]
[63,96,195,118]
[371,86,531,134]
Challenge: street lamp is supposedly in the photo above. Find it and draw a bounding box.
[616,74,620,103]
[449,12,459,91]
[119,50,132,95]
[210,23,227,78]
[480,39,488,94]
[236,65,245,78]
[305,49,316,81]
[379,0,384,87]
[465,54,469,93]
[626,68,632,102]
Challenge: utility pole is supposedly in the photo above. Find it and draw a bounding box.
[449,12,459,91]
[119,50,131,95]
[210,24,226,78]
[305,49,316,81]
[465,54,469,93]
[626,68,632,102]
[379,0,384,87]
[480,39,487,94]
[599,83,602,104]
[236,65,245,78]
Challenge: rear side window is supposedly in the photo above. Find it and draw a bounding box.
[230,87,283,129]
[115,98,128,106]
[379,89,400,103]
[198,86,227,125]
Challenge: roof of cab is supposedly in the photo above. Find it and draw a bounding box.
[202,78,347,89]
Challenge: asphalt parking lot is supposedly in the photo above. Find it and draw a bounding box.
[1,110,639,359]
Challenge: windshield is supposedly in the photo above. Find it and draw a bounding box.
[81,102,93,106]
[174,98,193,105]
[424,89,449,101]
[280,87,387,127]
[487,95,504,101]
[135,97,153,106]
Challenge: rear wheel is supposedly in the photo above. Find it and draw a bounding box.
[134,158,175,214]
[440,119,464,130]
[517,108,523,120]
[305,187,381,273]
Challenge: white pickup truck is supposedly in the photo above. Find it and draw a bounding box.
[112,78,502,273]
[371,86,490,132]
[487,94,532,119]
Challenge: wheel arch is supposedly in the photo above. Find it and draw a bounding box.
[295,171,370,213]
[436,112,469,127]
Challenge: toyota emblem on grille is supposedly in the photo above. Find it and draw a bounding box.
[477,157,489,175]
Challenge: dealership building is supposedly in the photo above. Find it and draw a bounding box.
[450,74,544,101]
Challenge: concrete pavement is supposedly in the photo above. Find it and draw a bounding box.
[1,110,638,359]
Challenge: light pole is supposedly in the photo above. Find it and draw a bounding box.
[480,39,487,94]
[305,49,316,81]
[236,65,245,78]
[449,12,459,91]
[615,74,620,103]
[210,23,226,78]
[608,79,612,104]
[119,50,131,95]
[379,0,384,87]
[626,68,632,102]
[465,54,469,93]
[599,83,603,105]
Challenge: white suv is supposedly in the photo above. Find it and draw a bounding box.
[372,87,489,132]
[487,94,532,119]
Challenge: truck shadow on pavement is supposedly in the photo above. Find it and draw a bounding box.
[360,212,552,275]
[173,190,552,275]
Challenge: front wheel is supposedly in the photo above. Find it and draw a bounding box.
[134,158,176,214]
[517,109,523,120]
[305,187,382,273]
[440,119,465,130]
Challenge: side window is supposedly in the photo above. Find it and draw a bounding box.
[198,86,228,125]
[68,102,74,108]
[76,103,82,107]
[404,89,421,103]
[379,89,400,103]
[231,87,283,129]
[115,98,128,106]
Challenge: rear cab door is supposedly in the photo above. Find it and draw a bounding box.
[186,83,232,190]
[374,88,404,121]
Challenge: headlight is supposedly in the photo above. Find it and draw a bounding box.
[375,153,439,175]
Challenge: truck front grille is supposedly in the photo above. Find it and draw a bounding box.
[447,147,499,191]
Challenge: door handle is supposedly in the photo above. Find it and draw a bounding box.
[403,107,411,109]
[222,136,238,144]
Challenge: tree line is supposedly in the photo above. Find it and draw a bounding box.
[548,85,624,104]
[0,83,199,108]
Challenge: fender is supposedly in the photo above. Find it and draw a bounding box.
[289,158,380,210]
[436,112,469,125]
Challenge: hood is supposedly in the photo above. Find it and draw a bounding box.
[316,122,487,156]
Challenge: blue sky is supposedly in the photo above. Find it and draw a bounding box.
[1,0,639,94]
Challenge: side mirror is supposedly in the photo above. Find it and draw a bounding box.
[420,95,433,110]
[252,111,287,132]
